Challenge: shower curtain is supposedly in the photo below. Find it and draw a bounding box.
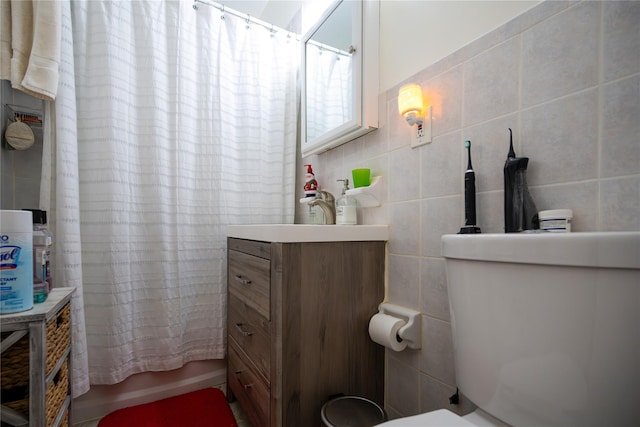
[45,0,297,389]
[40,0,89,397]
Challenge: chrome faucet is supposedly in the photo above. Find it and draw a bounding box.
[308,190,336,224]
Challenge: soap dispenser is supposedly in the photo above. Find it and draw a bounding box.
[335,179,357,225]
[303,164,318,198]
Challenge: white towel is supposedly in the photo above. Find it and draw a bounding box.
[0,0,12,80]
[0,0,61,101]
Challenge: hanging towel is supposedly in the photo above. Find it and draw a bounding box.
[0,1,11,80]
[0,0,61,101]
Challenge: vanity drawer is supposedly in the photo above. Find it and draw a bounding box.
[228,238,271,260]
[228,249,271,320]
[228,293,271,381]
[229,341,270,427]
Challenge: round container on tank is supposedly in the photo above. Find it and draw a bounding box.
[1,210,34,313]
[539,209,573,232]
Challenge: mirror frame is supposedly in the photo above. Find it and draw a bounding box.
[300,0,379,157]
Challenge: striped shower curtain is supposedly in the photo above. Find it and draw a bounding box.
[46,0,297,390]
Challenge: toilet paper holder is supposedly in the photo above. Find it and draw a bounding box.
[378,303,422,350]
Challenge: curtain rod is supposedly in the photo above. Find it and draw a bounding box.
[192,0,298,38]
[307,39,352,58]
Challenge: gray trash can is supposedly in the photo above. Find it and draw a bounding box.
[321,395,387,427]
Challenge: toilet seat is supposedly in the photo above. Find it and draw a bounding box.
[376,409,475,426]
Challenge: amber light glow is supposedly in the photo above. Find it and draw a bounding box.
[398,83,424,126]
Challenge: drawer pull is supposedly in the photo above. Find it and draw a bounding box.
[234,275,252,285]
[235,323,253,337]
[234,370,253,390]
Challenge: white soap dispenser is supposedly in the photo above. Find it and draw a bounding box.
[335,179,357,225]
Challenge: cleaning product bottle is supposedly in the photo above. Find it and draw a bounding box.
[503,129,539,233]
[303,164,318,198]
[23,209,54,296]
[0,210,33,313]
[335,179,357,225]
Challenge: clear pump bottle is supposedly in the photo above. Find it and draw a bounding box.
[335,179,357,225]
[24,209,54,300]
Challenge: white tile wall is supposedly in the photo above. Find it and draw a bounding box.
[521,1,600,107]
[298,0,640,419]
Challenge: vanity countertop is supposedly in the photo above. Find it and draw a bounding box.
[227,224,389,243]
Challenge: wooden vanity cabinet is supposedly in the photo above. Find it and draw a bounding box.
[227,238,385,427]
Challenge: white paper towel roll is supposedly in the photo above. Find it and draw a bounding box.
[368,313,407,351]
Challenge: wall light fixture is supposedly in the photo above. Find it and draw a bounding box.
[398,83,432,148]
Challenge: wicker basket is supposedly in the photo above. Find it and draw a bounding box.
[61,408,69,427]
[0,330,30,389]
[2,395,29,418]
[1,330,30,418]
[46,304,71,376]
[46,360,69,427]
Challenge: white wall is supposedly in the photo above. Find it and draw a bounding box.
[379,1,540,91]
[297,0,539,91]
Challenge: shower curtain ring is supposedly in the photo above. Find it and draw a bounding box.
[192,0,198,10]
[246,15,251,29]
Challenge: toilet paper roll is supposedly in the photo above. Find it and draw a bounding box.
[368,313,407,352]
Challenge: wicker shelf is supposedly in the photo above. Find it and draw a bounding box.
[1,287,74,427]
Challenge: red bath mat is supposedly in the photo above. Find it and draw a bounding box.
[97,387,238,427]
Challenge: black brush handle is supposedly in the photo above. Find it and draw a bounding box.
[464,170,477,226]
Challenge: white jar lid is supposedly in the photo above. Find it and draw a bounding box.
[0,210,33,232]
[539,209,573,220]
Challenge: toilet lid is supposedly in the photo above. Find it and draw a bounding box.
[376,409,476,426]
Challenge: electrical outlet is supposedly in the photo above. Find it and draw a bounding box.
[411,105,432,148]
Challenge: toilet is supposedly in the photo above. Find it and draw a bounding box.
[379,232,640,427]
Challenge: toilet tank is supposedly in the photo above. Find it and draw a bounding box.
[442,232,640,427]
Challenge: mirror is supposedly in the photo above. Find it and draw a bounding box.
[301,0,379,157]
